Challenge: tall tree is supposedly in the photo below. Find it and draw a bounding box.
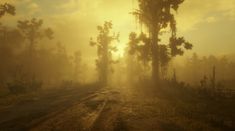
[73,50,82,82]
[17,18,53,53]
[0,3,15,18]
[90,21,119,86]
[17,18,53,80]
[0,3,16,48]
[132,0,192,82]
[0,3,17,56]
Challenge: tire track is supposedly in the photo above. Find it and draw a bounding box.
[30,89,112,131]
[29,93,98,130]
[31,88,125,131]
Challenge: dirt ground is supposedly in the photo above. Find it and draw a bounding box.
[0,84,234,131]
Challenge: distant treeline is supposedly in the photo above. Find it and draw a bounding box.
[0,18,85,93]
[176,53,235,88]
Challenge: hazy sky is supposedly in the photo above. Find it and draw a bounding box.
[1,0,235,59]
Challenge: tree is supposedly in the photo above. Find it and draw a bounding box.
[0,3,16,55]
[159,44,171,79]
[73,50,82,82]
[90,21,119,86]
[17,18,53,53]
[17,18,54,81]
[128,32,151,67]
[0,3,15,18]
[0,23,24,86]
[127,32,151,83]
[54,42,73,82]
[131,0,192,82]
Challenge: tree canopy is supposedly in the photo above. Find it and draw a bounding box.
[0,3,15,18]
[90,21,119,85]
[129,0,193,81]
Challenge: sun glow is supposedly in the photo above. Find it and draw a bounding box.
[92,0,138,59]
[113,42,126,58]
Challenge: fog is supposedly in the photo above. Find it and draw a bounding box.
[0,1,235,131]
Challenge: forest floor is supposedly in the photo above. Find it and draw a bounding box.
[0,84,235,131]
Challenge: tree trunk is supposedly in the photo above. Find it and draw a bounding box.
[212,66,216,89]
[103,46,108,86]
[151,27,160,83]
[28,37,35,83]
[100,42,109,86]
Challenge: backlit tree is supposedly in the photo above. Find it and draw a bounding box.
[131,0,193,82]
[90,21,119,86]
[0,3,15,18]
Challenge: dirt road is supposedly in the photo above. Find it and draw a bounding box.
[0,85,234,131]
[30,87,127,131]
[0,85,131,131]
[0,85,101,131]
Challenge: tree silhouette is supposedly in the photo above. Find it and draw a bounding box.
[0,27,23,86]
[0,26,24,54]
[17,18,54,82]
[90,21,119,86]
[159,44,171,79]
[132,0,192,82]
[0,3,16,53]
[128,32,151,67]
[0,3,15,18]
[17,18,53,53]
